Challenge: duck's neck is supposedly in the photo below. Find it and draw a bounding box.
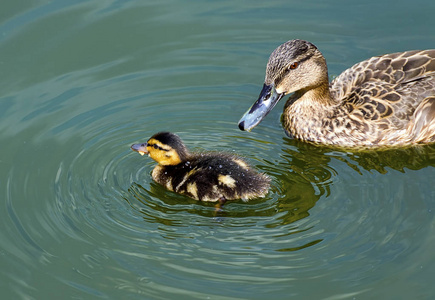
[286,81,336,110]
[282,82,339,141]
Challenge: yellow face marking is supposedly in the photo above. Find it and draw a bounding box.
[218,174,236,188]
[146,138,182,166]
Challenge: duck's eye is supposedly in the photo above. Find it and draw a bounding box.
[289,62,299,70]
[153,144,159,149]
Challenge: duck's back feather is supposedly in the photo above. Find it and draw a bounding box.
[331,50,435,100]
[326,50,435,145]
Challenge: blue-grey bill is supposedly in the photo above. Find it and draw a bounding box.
[238,83,284,131]
[131,143,148,156]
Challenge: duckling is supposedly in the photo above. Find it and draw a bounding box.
[238,39,435,147]
[131,132,270,206]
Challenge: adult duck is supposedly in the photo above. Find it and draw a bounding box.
[238,39,435,147]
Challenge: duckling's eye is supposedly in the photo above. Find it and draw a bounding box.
[289,62,299,70]
[147,143,158,149]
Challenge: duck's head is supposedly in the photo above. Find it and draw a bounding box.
[238,39,328,131]
[131,132,189,165]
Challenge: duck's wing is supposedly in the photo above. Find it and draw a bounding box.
[405,96,435,143]
[327,50,435,144]
[330,49,435,101]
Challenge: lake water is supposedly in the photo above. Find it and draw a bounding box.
[1,0,435,299]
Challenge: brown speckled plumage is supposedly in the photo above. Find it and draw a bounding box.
[239,39,435,147]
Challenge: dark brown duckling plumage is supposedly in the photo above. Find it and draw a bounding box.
[131,132,270,203]
[239,39,435,147]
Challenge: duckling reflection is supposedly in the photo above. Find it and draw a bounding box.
[131,132,270,209]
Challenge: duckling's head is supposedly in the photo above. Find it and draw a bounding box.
[131,132,189,166]
[239,39,328,131]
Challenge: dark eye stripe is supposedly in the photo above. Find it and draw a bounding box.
[275,54,313,85]
[147,143,169,151]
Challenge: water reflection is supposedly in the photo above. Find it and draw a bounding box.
[125,136,334,238]
[282,137,435,174]
[338,144,435,174]
[125,136,435,235]
[127,157,324,221]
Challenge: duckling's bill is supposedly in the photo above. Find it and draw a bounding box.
[238,83,284,131]
[131,143,148,156]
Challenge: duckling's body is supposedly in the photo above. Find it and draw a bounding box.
[239,39,435,147]
[131,132,270,202]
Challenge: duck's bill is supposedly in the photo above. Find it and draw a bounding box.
[238,83,284,131]
[131,143,148,156]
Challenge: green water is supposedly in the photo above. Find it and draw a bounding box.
[1,1,435,299]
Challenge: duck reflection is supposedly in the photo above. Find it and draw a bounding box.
[281,138,435,174]
[263,138,435,226]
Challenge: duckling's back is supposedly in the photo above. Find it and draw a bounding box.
[152,152,270,202]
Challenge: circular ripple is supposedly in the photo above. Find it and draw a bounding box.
[4,71,435,299]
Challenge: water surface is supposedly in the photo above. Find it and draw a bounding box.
[1,0,434,299]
